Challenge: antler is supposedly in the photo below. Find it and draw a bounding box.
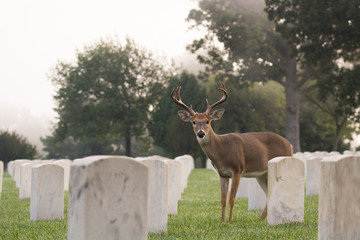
[205,82,228,114]
[171,86,196,116]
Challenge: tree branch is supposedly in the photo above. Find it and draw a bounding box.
[302,82,318,94]
[296,70,310,89]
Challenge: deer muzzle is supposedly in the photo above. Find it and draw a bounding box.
[197,130,205,138]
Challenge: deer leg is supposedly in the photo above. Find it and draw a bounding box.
[228,173,241,221]
[256,173,268,220]
[220,177,229,221]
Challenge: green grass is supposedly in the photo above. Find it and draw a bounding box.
[0,169,318,239]
[0,173,68,239]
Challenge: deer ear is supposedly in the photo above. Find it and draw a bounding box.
[208,109,224,121]
[178,110,192,122]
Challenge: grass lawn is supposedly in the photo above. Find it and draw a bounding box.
[0,169,318,239]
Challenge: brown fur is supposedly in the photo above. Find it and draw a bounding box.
[172,83,293,221]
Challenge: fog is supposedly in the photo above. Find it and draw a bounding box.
[0,0,203,155]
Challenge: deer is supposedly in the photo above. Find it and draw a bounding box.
[171,82,293,221]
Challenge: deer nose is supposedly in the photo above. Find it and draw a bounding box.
[197,130,205,138]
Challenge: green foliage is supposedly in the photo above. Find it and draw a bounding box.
[150,72,289,165]
[40,135,115,159]
[300,100,351,152]
[187,0,312,152]
[265,0,360,127]
[149,71,206,165]
[41,135,161,159]
[187,0,284,85]
[317,66,360,123]
[265,0,360,65]
[0,130,38,165]
[207,77,286,136]
[0,170,319,239]
[50,37,173,156]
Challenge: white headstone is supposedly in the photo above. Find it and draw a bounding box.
[328,151,340,156]
[319,155,360,240]
[0,161,3,196]
[306,157,321,196]
[30,164,64,221]
[236,177,249,199]
[175,155,194,193]
[7,161,14,178]
[206,159,215,171]
[164,160,181,214]
[343,150,355,155]
[14,159,31,188]
[139,155,180,215]
[19,162,39,199]
[140,158,169,233]
[293,152,305,161]
[53,159,72,191]
[171,159,184,200]
[248,178,267,210]
[268,157,304,225]
[68,156,148,240]
[175,155,194,174]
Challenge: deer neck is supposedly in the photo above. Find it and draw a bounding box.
[197,127,220,160]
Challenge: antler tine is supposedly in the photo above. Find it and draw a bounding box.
[206,81,228,114]
[171,86,196,115]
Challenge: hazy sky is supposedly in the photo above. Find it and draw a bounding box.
[0,0,201,152]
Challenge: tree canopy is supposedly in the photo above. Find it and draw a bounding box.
[186,0,316,152]
[148,71,206,164]
[0,130,38,165]
[265,0,360,136]
[265,0,360,66]
[187,0,360,152]
[50,37,173,156]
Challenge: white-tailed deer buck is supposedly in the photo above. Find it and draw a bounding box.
[171,82,293,221]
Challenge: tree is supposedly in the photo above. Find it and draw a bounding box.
[300,97,352,152]
[0,130,39,165]
[206,76,286,136]
[265,0,360,66]
[187,0,313,152]
[51,37,173,156]
[149,71,207,166]
[41,135,114,159]
[149,71,288,166]
[305,90,356,151]
[265,0,360,146]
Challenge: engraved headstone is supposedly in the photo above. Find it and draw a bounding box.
[19,162,39,199]
[140,158,169,233]
[319,155,360,240]
[30,164,64,220]
[268,157,304,225]
[236,177,249,199]
[68,156,148,240]
[306,157,321,195]
[0,161,3,196]
[248,178,267,210]
[53,159,72,191]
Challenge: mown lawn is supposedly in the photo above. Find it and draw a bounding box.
[0,169,318,239]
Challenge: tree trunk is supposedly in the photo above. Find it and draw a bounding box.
[285,58,301,153]
[333,128,340,151]
[125,129,131,157]
[333,119,346,151]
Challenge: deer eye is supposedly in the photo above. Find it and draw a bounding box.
[192,121,196,125]
[206,120,209,124]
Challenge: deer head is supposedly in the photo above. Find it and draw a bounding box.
[171,82,228,139]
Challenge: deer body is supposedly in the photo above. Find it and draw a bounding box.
[171,82,293,221]
[199,131,291,178]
